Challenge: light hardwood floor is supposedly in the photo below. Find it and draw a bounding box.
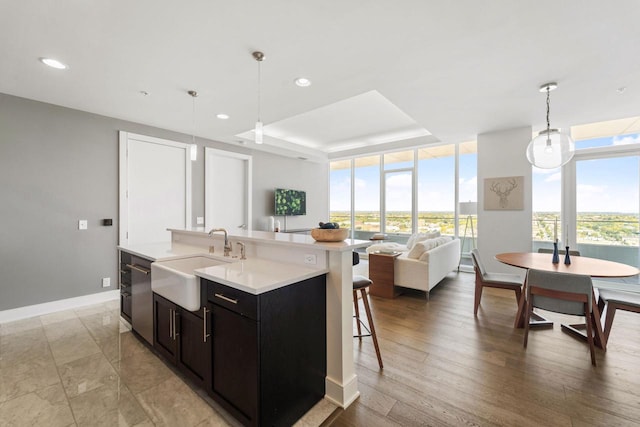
[329,271,640,427]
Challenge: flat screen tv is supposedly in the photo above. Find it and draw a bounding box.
[274,188,306,216]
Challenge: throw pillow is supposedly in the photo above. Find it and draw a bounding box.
[407,239,439,259]
[406,230,441,249]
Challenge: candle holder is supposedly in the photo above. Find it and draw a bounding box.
[552,241,560,264]
[564,246,571,265]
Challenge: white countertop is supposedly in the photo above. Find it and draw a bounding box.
[117,242,205,262]
[169,228,371,252]
[195,259,328,295]
[118,241,329,295]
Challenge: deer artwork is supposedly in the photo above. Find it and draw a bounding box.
[489,178,518,208]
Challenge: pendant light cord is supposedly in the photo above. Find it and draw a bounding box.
[546,87,551,134]
[192,94,196,145]
[257,59,262,122]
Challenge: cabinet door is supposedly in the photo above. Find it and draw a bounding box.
[153,294,178,363]
[212,305,259,425]
[177,307,210,387]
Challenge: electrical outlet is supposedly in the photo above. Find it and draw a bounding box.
[101,277,110,288]
[196,216,204,225]
[78,220,88,230]
[304,254,317,265]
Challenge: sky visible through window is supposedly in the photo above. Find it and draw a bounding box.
[330,153,478,212]
[534,133,640,213]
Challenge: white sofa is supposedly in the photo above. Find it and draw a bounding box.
[367,234,460,297]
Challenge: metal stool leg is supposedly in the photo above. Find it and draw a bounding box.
[353,289,362,340]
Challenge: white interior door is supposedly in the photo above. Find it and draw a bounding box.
[205,148,252,231]
[119,132,192,244]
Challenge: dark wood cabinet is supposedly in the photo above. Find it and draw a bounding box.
[205,275,326,427]
[153,294,178,363]
[153,293,211,388]
[177,306,210,385]
[211,303,259,422]
[119,252,132,322]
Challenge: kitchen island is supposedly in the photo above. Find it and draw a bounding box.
[118,228,370,423]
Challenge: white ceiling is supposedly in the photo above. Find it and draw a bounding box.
[1,1,639,160]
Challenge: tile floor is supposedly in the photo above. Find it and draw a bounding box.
[0,300,336,427]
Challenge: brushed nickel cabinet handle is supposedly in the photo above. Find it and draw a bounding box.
[203,307,210,342]
[173,311,179,339]
[214,293,238,305]
[169,308,174,339]
[126,264,150,275]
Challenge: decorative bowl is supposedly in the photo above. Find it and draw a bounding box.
[310,228,349,242]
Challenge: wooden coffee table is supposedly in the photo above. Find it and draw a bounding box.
[495,252,640,350]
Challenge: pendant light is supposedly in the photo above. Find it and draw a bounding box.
[188,90,198,161]
[526,82,575,169]
[253,51,265,144]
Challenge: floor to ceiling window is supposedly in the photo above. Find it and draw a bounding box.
[417,145,455,235]
[329,142,477,246]
[531,116,640,282]
[532,165,562,251]
[354,156,381,233]
[383,150,414,236]
[574,155,639,266]
[329,159,351,229]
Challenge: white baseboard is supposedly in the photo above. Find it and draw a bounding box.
[0,290,120,324]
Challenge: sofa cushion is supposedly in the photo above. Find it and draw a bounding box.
[406,230,441,249]
[407,236,453,260]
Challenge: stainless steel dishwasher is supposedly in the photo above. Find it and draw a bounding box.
[128,255,153,344]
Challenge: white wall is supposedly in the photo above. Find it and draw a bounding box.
[477,126,532,274]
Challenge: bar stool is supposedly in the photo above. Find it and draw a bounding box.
[352,252,383,369]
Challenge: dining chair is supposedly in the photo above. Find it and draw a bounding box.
[470,249,523,316]
[597,288,640,345]
[524,269,597,366]
[537,248,581,256]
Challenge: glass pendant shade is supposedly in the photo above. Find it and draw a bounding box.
[255,120,263,144]
[526,129,575,169]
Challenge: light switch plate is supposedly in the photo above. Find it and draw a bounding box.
[196,216,204,225]
[78,220,88,230]
[102,277,110,288]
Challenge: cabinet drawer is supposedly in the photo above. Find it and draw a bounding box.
[208,281,259,321]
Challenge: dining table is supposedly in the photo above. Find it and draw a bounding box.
[495,252,640,350]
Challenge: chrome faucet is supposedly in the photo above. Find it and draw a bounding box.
[208,228,232,257]
[237,242,246,260]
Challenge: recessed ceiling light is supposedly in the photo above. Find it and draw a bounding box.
[617,86,627,94]
[39,57,68,70]
[139,91,149,96]
[216,113,230,120]
[294,77,312,87]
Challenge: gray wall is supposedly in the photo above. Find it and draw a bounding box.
[252,152,328,231]
[0,93,328,311]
